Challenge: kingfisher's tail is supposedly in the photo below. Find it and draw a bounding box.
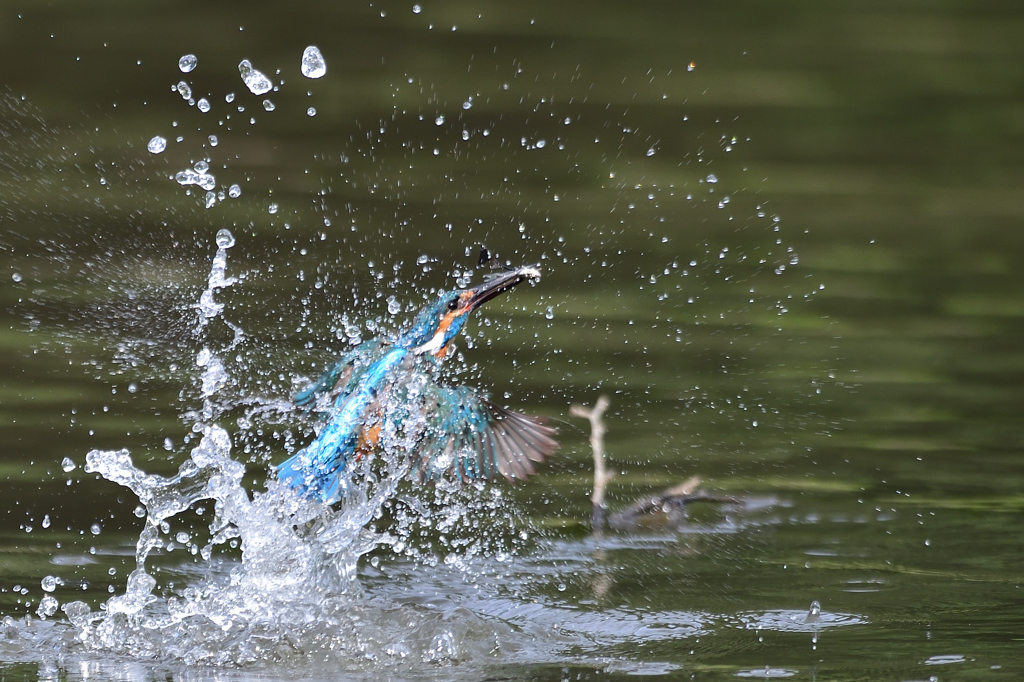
[275,450,349,505]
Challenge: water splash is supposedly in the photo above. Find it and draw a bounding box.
[178,54,197,73]
[47,230,524,669]
[301,46,326,79]
[71,422,411,665]
[238,60,273,96]
[52,230,415,665]
[2,233,866,676]
[174,167,216,191]
[146,136,167,154]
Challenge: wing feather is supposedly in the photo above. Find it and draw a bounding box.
[497,418,535,479]
[411,385,558,483]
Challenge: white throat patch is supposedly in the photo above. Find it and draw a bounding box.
[412,330,446,356]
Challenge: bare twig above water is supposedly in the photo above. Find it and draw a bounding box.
[569,395,612,532]
[571,395,748,533]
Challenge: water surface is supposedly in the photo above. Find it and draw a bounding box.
[1,0,1023,679]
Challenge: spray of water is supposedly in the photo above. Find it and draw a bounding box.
[4,231,863,676]
[58,229,436,666]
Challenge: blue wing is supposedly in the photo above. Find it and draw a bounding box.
[294,340,388,408]
[410,385,558,483]
[280,342,401,504]
[281,344,556,501]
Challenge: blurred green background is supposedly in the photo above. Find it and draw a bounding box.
[1,0,1023,679]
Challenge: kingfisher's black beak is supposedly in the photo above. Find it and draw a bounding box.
[464,265,542,313]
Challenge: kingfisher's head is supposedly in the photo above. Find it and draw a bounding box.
[402,265,542,356]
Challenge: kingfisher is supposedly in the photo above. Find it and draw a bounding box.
[276,262,558,504]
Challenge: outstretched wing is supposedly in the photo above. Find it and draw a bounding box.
[412,384,558,482]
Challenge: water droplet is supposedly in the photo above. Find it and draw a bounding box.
[36,595,59,618]
[268,203,279,215]
[228,184,241,198]
[90,524,101,535]
[544,306,554,320]
[435,115,445,126]
[536,139,546,148]
[41,515,50,529]
[225,92,235,103]
[175,532,191,544]
[306,107,316,117]
[557,583,567,592]
[262,99,275,112]
[687,61,696,71]
[176,81,192,100]
[204,192,217,209]
[647,147,657,157]
[208,135,218,147]
[706,174,718,184]
[194,159,209,173]
[462,97,473,110]
[216,228,235,248]
[133,505,146,518]
[237,59,272,95]
[163,438,173,451]
[41,576,57,592]
[175,170,197,185]
[11,273,22,283]
[197,98,210,113]
[61,457,76,473]
[387,296,401,315]
[147,136,167,154]
[412,4,421,13]
[416,254,429,265]
[805,600,821,622]
[300,46,326,78]
[178,54,197,73]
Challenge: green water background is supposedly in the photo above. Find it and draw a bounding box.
[1,0,1023,678]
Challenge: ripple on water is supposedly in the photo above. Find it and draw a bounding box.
[731,606,867,633]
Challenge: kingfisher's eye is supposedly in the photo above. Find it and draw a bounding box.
[446,298,459,311]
